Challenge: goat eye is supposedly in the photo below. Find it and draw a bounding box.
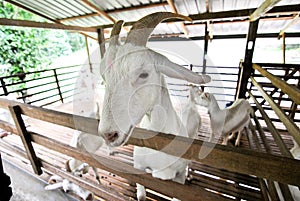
[139,73,149,79]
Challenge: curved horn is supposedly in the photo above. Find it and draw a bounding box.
[125,12,191,46]
[109,20,124,46]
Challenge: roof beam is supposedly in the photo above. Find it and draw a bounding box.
[279,13,300,38]
[58,2,168,23]
[250,0,282,22]
[4,0,98,41]
[81,0,116,23]
[97,4,299,29]
[166,0,189,37]
[0,18,97,32]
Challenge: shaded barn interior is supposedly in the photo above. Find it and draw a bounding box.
[0,0,300,201]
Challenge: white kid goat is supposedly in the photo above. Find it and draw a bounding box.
[45,175,93,201]
[98,12,211,201]
[181,86,202,139]
[195,92,252,146]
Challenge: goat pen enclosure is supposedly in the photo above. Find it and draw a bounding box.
[0,66,299,201]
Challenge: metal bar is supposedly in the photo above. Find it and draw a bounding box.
[53,69,63,103]
[8,105,42,175]
[0,78,8,96]
[250,76,300,146]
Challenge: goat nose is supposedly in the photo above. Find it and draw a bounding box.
[104,132,119,142]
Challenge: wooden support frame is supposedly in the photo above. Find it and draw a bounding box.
[250,76,300,147]
[0,18,97,32]
[81,0,116,23]
[250,0,282,22]
[0,98,299,186]
[97,28,106,59]
[249,92,292,157]
[248,92,293,200]
[253,64,300,105]
[236,20,259,99]
[8,105,42,175]
[166,0,189,37]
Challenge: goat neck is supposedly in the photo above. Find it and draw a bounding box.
[142,75,187,137]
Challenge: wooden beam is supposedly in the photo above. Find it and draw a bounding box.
[250,0,282,22]
[0,18,97,32]
[97,28,106,59]
[236,20,259,99]
[1,98,300,186]
[279,13,300,38]
[81,0,116,23]
[58,2,169,23]
[167,0,189,37]
[31,133,226,201]
[250,92,293,158]
[250,76,300,147]
[252,64,300,105]
[8,105,42,175]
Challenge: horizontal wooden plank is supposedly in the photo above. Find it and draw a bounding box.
[1,98,299,186]
[128,128,300,186]
[252,63,300,105]
[30,132,228,201]
[0,18,97,32]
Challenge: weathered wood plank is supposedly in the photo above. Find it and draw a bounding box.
[30,132,228,201]
[250,76,300,146]
[128,128,300,186]
[252,63,300,105]
[8,105,42,175]
[250,0,282,21]
[0,18,97,32]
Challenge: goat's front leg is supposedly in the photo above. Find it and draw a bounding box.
[235,130,243,147]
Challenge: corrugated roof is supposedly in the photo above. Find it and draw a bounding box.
[3,0,300,39]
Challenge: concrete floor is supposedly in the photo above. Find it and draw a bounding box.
[3,158,77,201]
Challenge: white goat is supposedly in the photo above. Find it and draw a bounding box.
[45,175,93,201]
[98,12,211,201]
[195,92,252,146]
[181,86,202,139]
[66,78,105,184]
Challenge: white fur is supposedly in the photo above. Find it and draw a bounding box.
[195,92,252,146]
[98,23,211,201]
[45,175,93,201]
[181,86,202,139]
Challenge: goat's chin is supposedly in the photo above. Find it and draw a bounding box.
[107,126,134,147]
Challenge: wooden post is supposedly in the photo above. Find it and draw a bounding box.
[97,28,106,59]
[8,105,42,175]
[236,20,259,99]
[202,22,209,75]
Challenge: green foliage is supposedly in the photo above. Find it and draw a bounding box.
[0,1,85,80]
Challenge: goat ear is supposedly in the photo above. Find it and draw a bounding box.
[155,54,211,84]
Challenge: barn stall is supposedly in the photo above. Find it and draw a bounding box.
[0,0,300,200]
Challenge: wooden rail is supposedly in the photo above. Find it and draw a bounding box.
[250,74,300,147]
[0,98,299,187]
